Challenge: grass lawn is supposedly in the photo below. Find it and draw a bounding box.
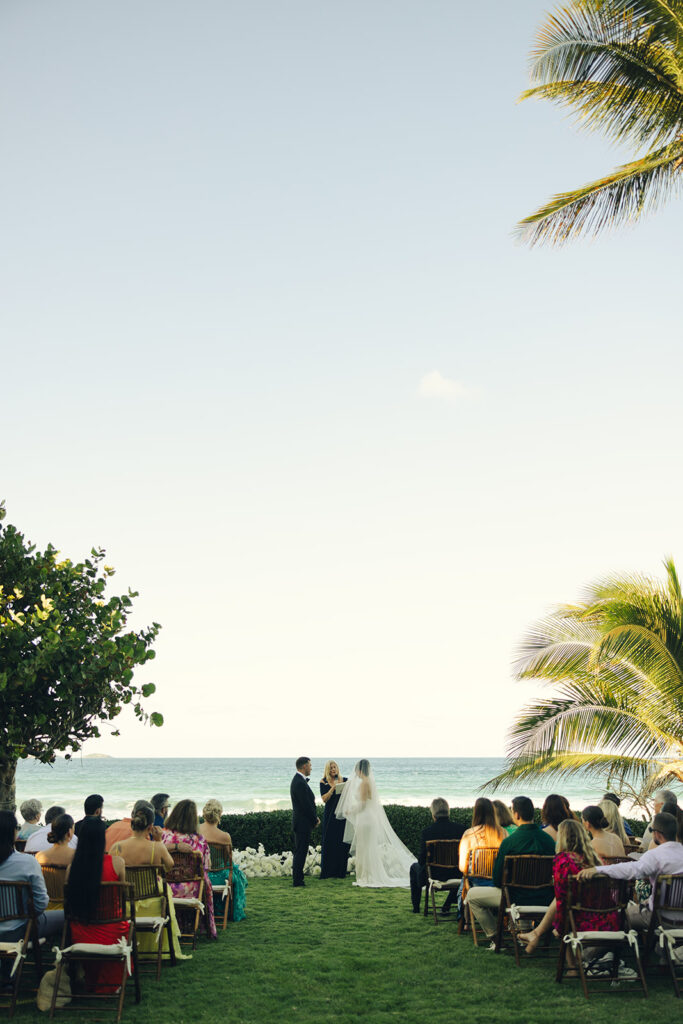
[9,878,679,1022]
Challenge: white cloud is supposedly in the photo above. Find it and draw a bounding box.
[418,371,469,401]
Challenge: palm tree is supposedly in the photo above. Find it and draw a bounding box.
[517,0,683,245]
[487,558,683,801]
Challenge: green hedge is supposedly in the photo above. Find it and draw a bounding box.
[219,806,645,856]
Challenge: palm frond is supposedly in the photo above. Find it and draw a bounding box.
[483,751,656,792]
[515,139,683,245]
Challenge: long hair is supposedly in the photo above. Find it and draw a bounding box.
[471,797,503,837]
[599,799,628,845]
[556,819,599,867]
[355,760,371,777]
[541,794,572,829]
[165,799,199,835]
[66,817,106,920]
[0,811,18,865]
[492,800,513,829]
[322,760,341,785]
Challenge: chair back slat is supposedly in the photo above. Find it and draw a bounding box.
[126,864,164,902]
[465,846,498,881]
[502,855,554,889]
[208,843,232,871]
[0,880,35,924]
[66,880,132,926]
[41,864,67,902]
[654,872,683,922]
[167,850,203,884]
[425,840,460,871]
[600,855,633,866]
[569,875,629,917]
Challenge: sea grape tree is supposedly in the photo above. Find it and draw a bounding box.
[0,503,162,810]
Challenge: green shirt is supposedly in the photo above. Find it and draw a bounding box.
[492,823,556,904]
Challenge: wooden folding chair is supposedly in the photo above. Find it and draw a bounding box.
[494,855,555,964]
[423,840,460,923]
[167,851,205,949]
[41,864,67,909]
[208,843,233,929]
[51,880,140,1022]
[126,865,176,979]
[648,872,683,996]
[0,880,44,1019]
[460,847,499,945]
[556,875,647,998]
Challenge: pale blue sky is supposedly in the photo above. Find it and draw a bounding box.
[2,1,682,759]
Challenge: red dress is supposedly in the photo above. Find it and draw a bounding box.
[70,854,130,993]
[552,851,619,934]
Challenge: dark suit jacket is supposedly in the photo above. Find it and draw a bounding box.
[418,817,466,869]
[290,773,317,832]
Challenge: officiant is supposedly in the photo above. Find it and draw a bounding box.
[319,760,350,878]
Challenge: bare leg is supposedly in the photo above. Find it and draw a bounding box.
[518,898,556,954]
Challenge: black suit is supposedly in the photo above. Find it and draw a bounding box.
[410,817,466,912]
[290,773,318,886]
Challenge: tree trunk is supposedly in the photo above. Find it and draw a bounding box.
[0,759,17,812]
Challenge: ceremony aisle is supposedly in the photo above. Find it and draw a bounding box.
[10,877,678,1022]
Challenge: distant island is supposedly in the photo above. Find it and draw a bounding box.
[82,753,114,759]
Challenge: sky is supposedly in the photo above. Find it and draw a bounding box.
[2,1,682,760]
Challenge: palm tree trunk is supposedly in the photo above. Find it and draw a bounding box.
[0,759,17,812]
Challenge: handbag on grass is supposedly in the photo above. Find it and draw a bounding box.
[36,968,72,1012]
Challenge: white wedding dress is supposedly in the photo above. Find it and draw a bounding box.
[335,766,413,887]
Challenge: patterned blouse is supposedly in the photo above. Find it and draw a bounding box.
[552,850,619,934]
[161,829,216,939]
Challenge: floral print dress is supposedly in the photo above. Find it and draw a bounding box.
[552,851,619,934]
[161,830,216,939]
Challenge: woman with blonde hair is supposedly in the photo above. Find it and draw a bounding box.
[520,818,616,954]
[458,798,506,874]
[493,800,516,835]
[320,761,350,878]
[599,799,629,848]
[199,800,247,921]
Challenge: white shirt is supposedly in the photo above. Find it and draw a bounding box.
[597,840,683,913]
[24,824,78,853]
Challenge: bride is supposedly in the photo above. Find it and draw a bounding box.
[335,759,414,887]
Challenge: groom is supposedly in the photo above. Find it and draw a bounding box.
[290,756,319,887]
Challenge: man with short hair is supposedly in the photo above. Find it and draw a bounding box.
[465,796,555,944]
[640,790,678,851]
[290,757,319,888]
[150,793,170,828]
[25,805,78,853]
[74,793,104,837]
[409,798,465,914]
[579,811,683,931]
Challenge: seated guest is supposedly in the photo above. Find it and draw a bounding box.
[599,799,629,849]
[408,798,465,914]
[65,818,127,994]
[493,800,516,835]
[602,792,634,837]
[150,793,170,828]
[582,805,625,860]
[36,814,76,869]
[459,798,506,875]
[640,789,677,851]
[25,806,78,853]
[578,811,683,932]
[17,799,43,839]
[74,794,104,837]
[104,800,156,850]
[162,799,217,939]
[0,812,63,992]
[199,799,248,921]
[466,796,556,943]
[519,818,611,953]
[540,794,573,841]
[108,803,185,961]
[661,801,683,843]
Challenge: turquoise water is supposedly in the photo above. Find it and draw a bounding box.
[14,756,656,822]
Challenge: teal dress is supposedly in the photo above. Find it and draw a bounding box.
[209,863,248,922]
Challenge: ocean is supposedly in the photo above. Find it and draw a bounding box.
[14,756,660,823]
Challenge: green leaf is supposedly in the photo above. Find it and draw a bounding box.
[150,712,164,727]
[141,683,156,697]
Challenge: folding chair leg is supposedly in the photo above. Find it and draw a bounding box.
[423,880,430,917]
[574,946,590,999]
[430,884,439,925]
[556,940,567,983]
[49,960,65,1019]
[469,905,480,946]
[665,944,681,998]
[165,918,177,967]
